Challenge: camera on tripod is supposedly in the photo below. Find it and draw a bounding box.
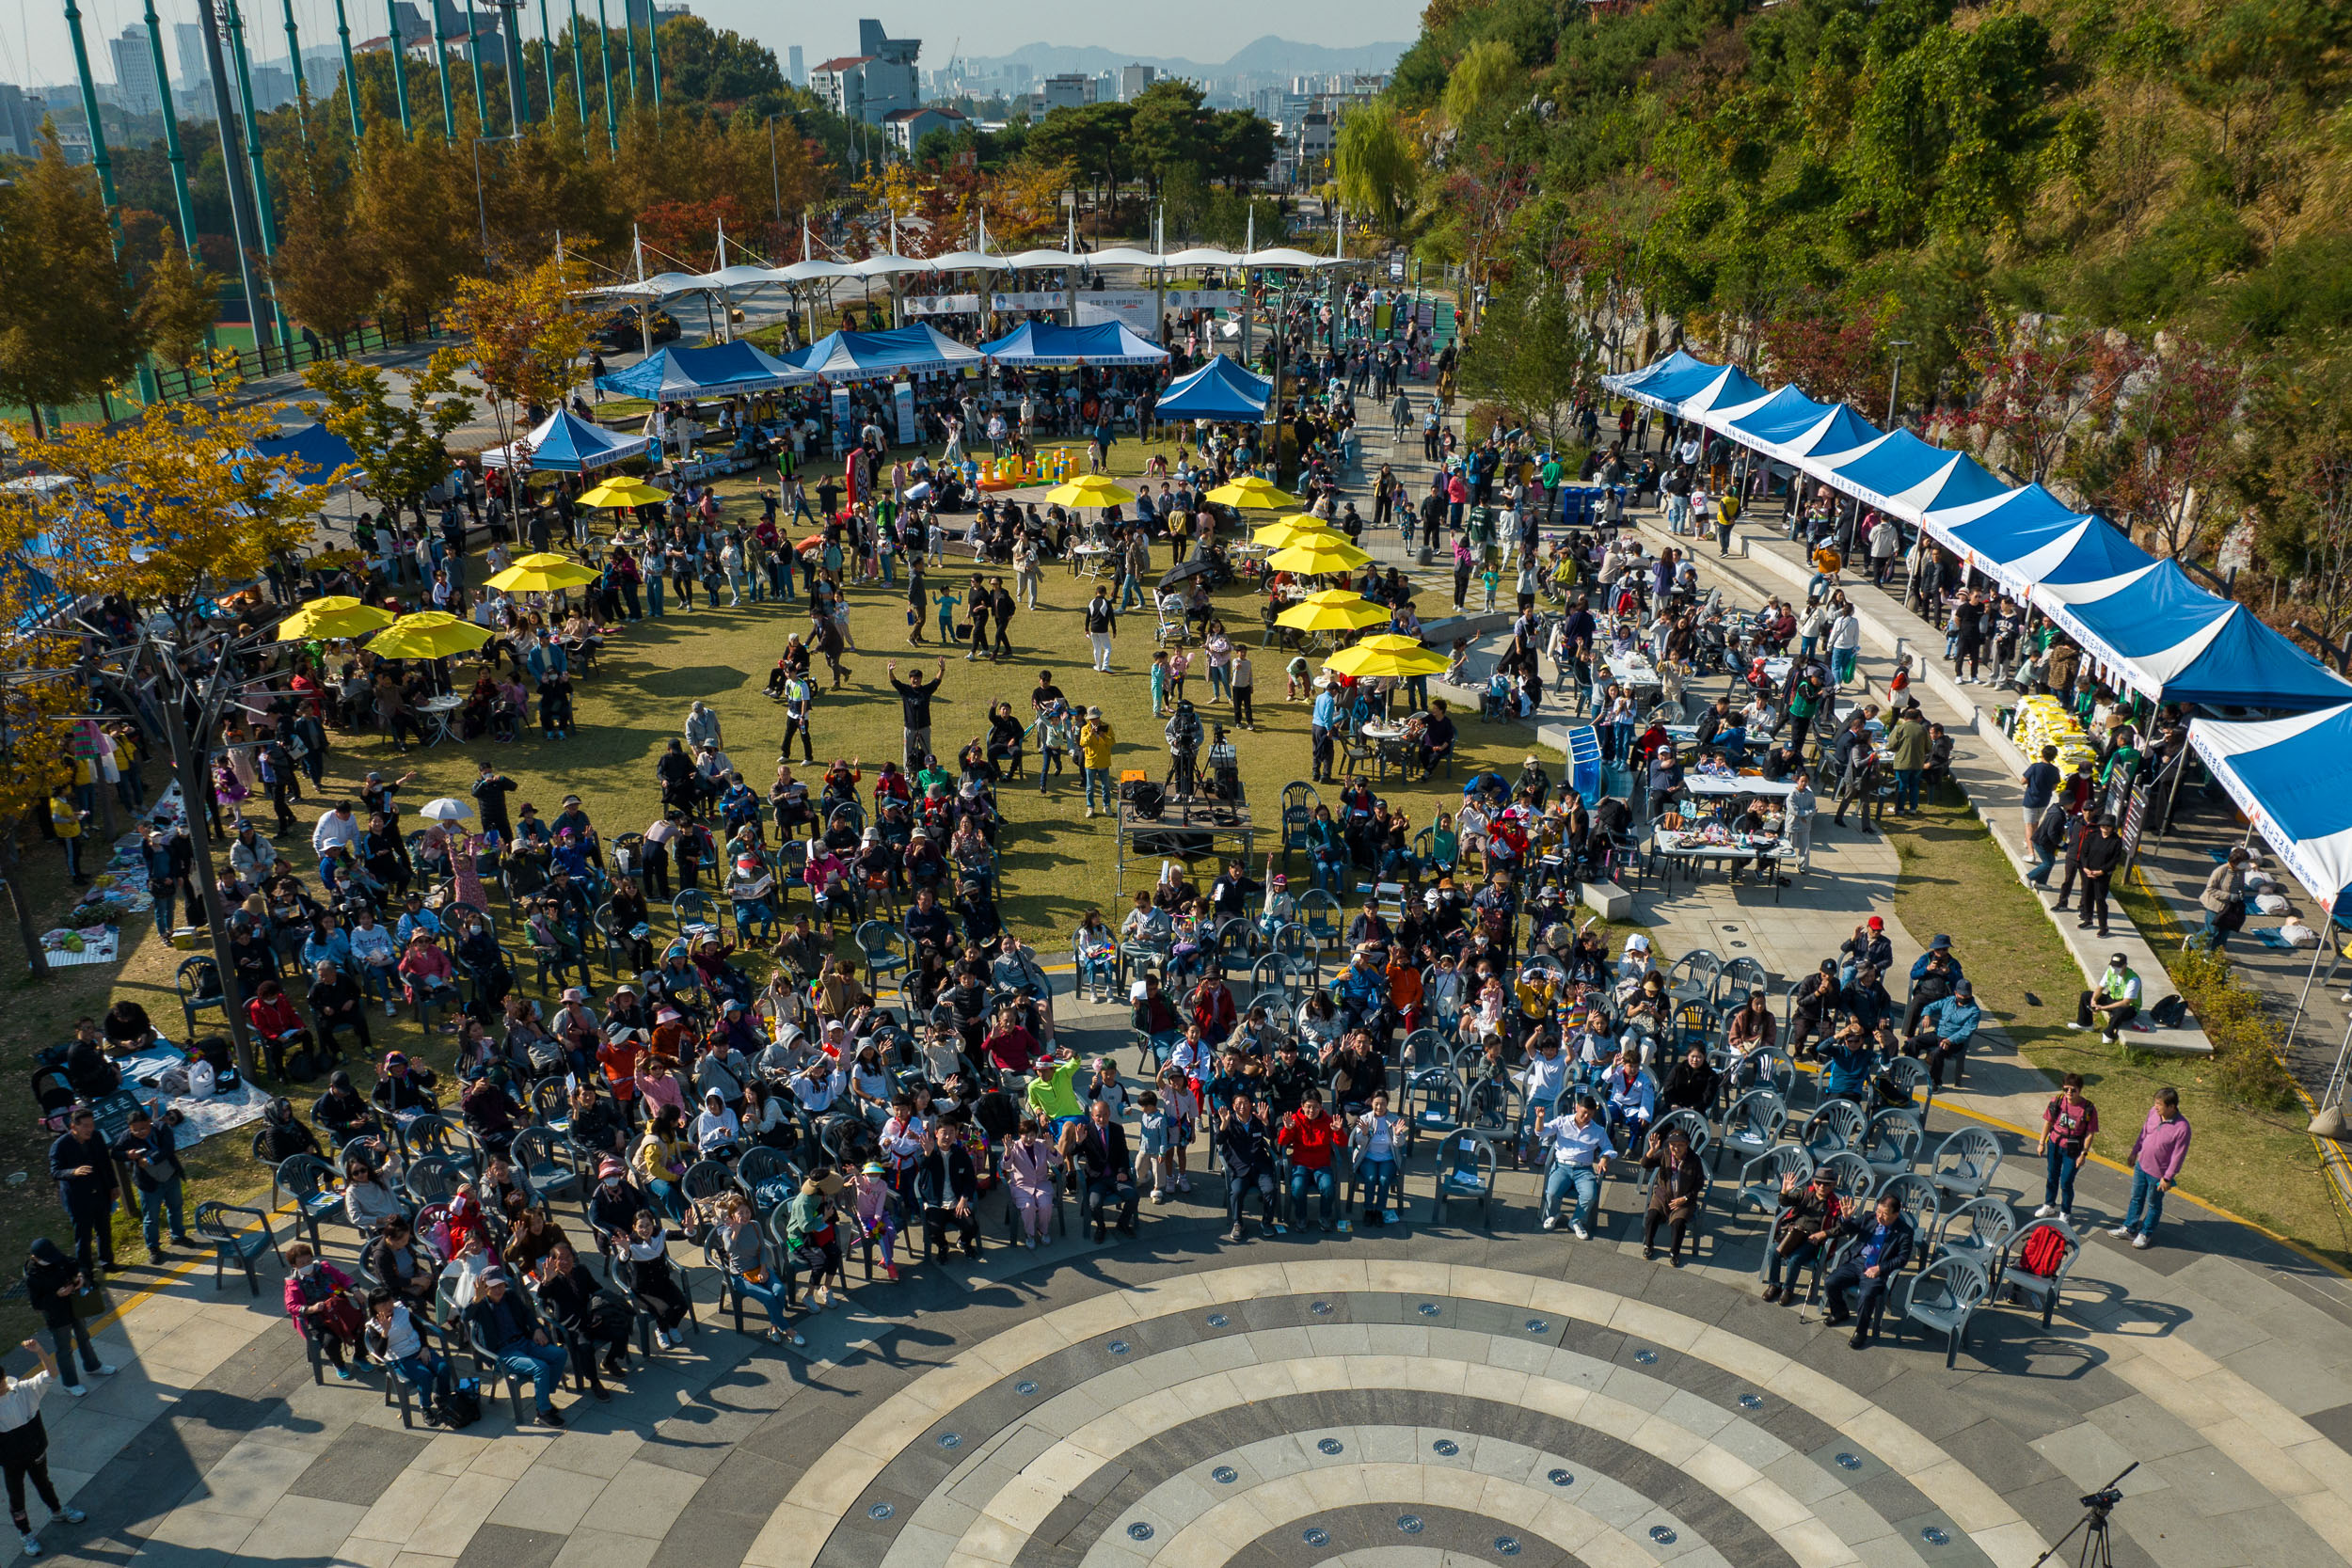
[2079,1487,2124,1513]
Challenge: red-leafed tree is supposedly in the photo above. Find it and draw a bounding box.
[2072,341,2255,561]
[1947,315,2143,485]
[634,196,753,272]
[1757,294,1899,414]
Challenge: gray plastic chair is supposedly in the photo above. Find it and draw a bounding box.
[1928,1126,2004,1204]
[1902,1255,1991,1368]
[1996,1217,2084,1327]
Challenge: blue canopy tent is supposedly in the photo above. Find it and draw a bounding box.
[481,409,651,472]
[1769,404,1883,467]
[594,341,813,400]
[1922,483,2156,594]
[977,320,1168,366]
[791,324,983,382]
[1604,351,1726,413]
[1813,430,1963,519]
[253,423,362,485]
[2190,704,2352,921]
[1154,355,1272,421]
[2039,559,2352,710]
[1680,367,1772,430]
[1724,386,1837,451]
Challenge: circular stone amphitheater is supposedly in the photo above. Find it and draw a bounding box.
[70,1163,2352,1568]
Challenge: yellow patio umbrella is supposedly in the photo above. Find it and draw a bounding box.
[1042,473,1136,508]
[1324,641,1448,679]
[1277,591,1389,632]
[1205,475,1299,510]
[1250,515,1341,548]
[367,611,494,660]
[485,553,600,593]
[276,595,393,642]
[575,477,669,510]
[1264,534,1373,575]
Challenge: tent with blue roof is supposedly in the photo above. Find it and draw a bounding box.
[1603,351,1726,412]
[790,324,983,382]
[1153,355,1272,421]
[1682,367,1772,430]
[480,408,651,472]
[1772,404,1883,467]
[594,341,813,400]
[2189,704,2352,919]
[1724,386,1838,451]
[977,320,1168,366]
[253,423,362,486]
[2039,559,2352,710]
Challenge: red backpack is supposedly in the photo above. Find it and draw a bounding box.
[2017,1226,2068,1277]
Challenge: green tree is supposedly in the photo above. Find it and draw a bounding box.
[0,127,148,435]
[1210,110,1277,189]
[1127,79,1215,199]
[299,356,475,528]
[1335,106,1419,237]
[351,124,468,326]
[139,246,223,372]
[1455,278,1599,451]
[1444,39,1519,127]
[1028,102,1136,214]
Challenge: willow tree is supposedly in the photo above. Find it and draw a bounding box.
[1335,107,1420,239]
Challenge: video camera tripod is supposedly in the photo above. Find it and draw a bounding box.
[2028,1463,2137,1568]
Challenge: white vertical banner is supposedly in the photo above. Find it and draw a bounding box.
[829,385,853,455]
[893,380,918,446]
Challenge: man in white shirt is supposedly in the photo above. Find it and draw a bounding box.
[1539,1095,1614,1237]
[312,800,361,859]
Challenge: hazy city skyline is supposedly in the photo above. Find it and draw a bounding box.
[0,0,1418,109]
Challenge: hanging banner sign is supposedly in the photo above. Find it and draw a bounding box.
[992,291,1073,311]
[828,385,853,455]
[1073,292,1156,330]
[903,293,982,316]
[1163,290,1245,310]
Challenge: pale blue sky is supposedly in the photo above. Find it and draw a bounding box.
[5,0,1419,99]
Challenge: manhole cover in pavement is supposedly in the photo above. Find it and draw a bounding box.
[1921,1527,1950,1546]
[1634,1349,1658,1364]
[1526,1319,1550,1334]
[1015,1381,1039,1396]
[1432,1439,1459,1456]
[1302,1528,1329,1548]
[1650,1527,1677,1544]
[1398,1515,1424,1534]
[1128,1524,1154,1542]
[867,1503,894,1521]
[1212,1466,1238,1483]
[1108,1340,1131,1355]
[1835,1452,1863,1471]
[938,1433,961,1449]
[1317,1438,1344,1455]
[1418,1303,1442,1317]
[1495,1539,1520,1557]
[1548,1468,1575,1487]
[1207,1313,1229,1327]
[1739,1394,1764,1410]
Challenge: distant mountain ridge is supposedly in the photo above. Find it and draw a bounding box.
[957,35,1407,81]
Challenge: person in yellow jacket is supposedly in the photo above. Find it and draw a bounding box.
[48,788,87,883]
[1079,707,1117,819]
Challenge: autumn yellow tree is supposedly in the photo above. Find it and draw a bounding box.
[0,395,323,988]
[432,256,600,460]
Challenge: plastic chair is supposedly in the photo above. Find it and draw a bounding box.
[1859,1107,1924,1180]
[273,1154,349,1252]
[1878,1055,1933,1121]
[1800,1099,1867,1158]
[1902,1255,1990,1368]
[1712,1089,1787,1175]
[1669,1001,1721,1056]
[855,921,908,1003]
[681,1159,741,1215]
[612,1254,704,1358]
[1931,1196,2019,1276]
[174,956,230,1042]
[196,1200,276,1295]
[1995,1217,2084,1327]
[1402,1065,1463,1154]
[671,889,718,934]
[404,1154,465,1208]
[1714,956,1768,1011]
[1666,951,1722,1007]
[1430,1131,1498,1227]
[512,1126,585,1212]
[1928,1127,2003,1205]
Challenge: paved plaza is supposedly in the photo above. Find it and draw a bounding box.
[31,1111,2352,1568]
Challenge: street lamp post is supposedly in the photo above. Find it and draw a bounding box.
[1886,340,1915,429]
[474,134,517,269]
[766,113,783,222]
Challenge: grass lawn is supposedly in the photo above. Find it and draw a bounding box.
[0,435,1528,1336]
[1885,790,2352,1271]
